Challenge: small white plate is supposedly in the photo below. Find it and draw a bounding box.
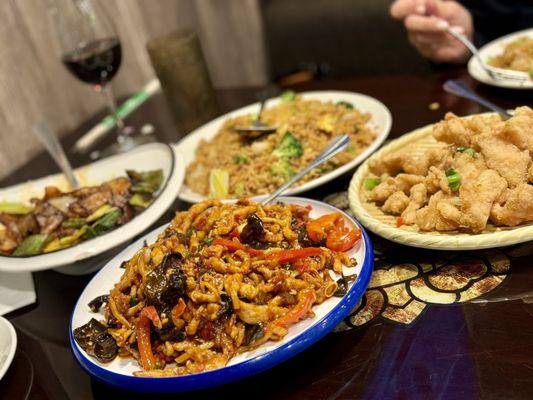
[175,91,392,203]
[468,28,533,90]
[0,316,17,381]
[0,143,185,273]
[70,197,374,392]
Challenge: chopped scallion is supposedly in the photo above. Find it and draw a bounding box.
[364,178,381,191]
[446,168,461,192]
[457,147,477,157]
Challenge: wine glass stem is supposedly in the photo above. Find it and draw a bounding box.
[101,85,126,143]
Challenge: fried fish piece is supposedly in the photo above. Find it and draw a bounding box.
[452,152,487,184]
[424,166,451,195]
[368,146,452,176]
[382,191,410,215]
[476,135,530,188]
[497,106,533,154]
[401,183,428,225]
[367,174,425,203]
[415,191,459,231]
[433,112,503,148]
[490,184,533,227]
[453,169,507,232]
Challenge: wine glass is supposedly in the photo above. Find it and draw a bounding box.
[48,0,152,157]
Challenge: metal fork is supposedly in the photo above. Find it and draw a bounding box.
[443,80,512,119]
[32,122,80,188]
[445,27,530,83]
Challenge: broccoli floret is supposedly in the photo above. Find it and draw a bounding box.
[273,131,303,159]
[232,154,249,164]
[270,159,295,183]
[336,101,354,109]
[280,90,296,102]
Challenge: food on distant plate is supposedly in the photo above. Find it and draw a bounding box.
[363,106,533,233]
[488,36,533,75]
[0,169,163,256]
[74,199,360,376]
[186,92,376,198]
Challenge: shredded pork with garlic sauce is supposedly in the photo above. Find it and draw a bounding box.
[78,199,358,376]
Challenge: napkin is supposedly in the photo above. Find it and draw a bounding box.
[0,272,36,315]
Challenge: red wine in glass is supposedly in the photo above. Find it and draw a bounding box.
[50,0,154,157]
[62,38,121,86]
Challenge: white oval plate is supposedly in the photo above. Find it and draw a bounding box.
[348,122,533,250]
[70,197,374,392]
[0,143,185,272]
[0,316,17,381]
[175,91,392,203]
[468,28,533,90]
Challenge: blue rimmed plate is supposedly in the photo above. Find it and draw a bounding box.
[69,197,374,392]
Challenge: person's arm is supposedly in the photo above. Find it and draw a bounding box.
[390,0,473,64]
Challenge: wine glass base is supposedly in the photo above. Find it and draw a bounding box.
[90,134,157,160]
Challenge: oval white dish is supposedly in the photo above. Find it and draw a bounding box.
[0,316,17,381]
[0,143,185,273]
[175,90,392,203]
[468,28,533,90]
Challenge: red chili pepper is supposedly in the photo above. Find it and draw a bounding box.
[306,212,361,252]
[306,213,341,242]
[326,227,361,252]
[212,238,263,256]
[396,217,404,227]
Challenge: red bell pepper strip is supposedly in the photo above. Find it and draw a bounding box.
[269,247,322,264]
[136,306,162,370]
[212,238,263,256]
[229,227,240,238]
[199,321,215,341]
[273,289,316,328]
[171,298,186,321]
[140,305,162,329]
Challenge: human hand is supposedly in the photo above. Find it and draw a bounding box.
[390,0,473,63]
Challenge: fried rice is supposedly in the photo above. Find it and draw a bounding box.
[185,96,376,198]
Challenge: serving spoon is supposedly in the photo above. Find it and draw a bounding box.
[234,93,278,139]
[261,134,351,205]
[445,26,530,83]
[32,122,80,189]
[443,79,512,119]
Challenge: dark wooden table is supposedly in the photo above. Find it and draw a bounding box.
[1,68,533,400]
